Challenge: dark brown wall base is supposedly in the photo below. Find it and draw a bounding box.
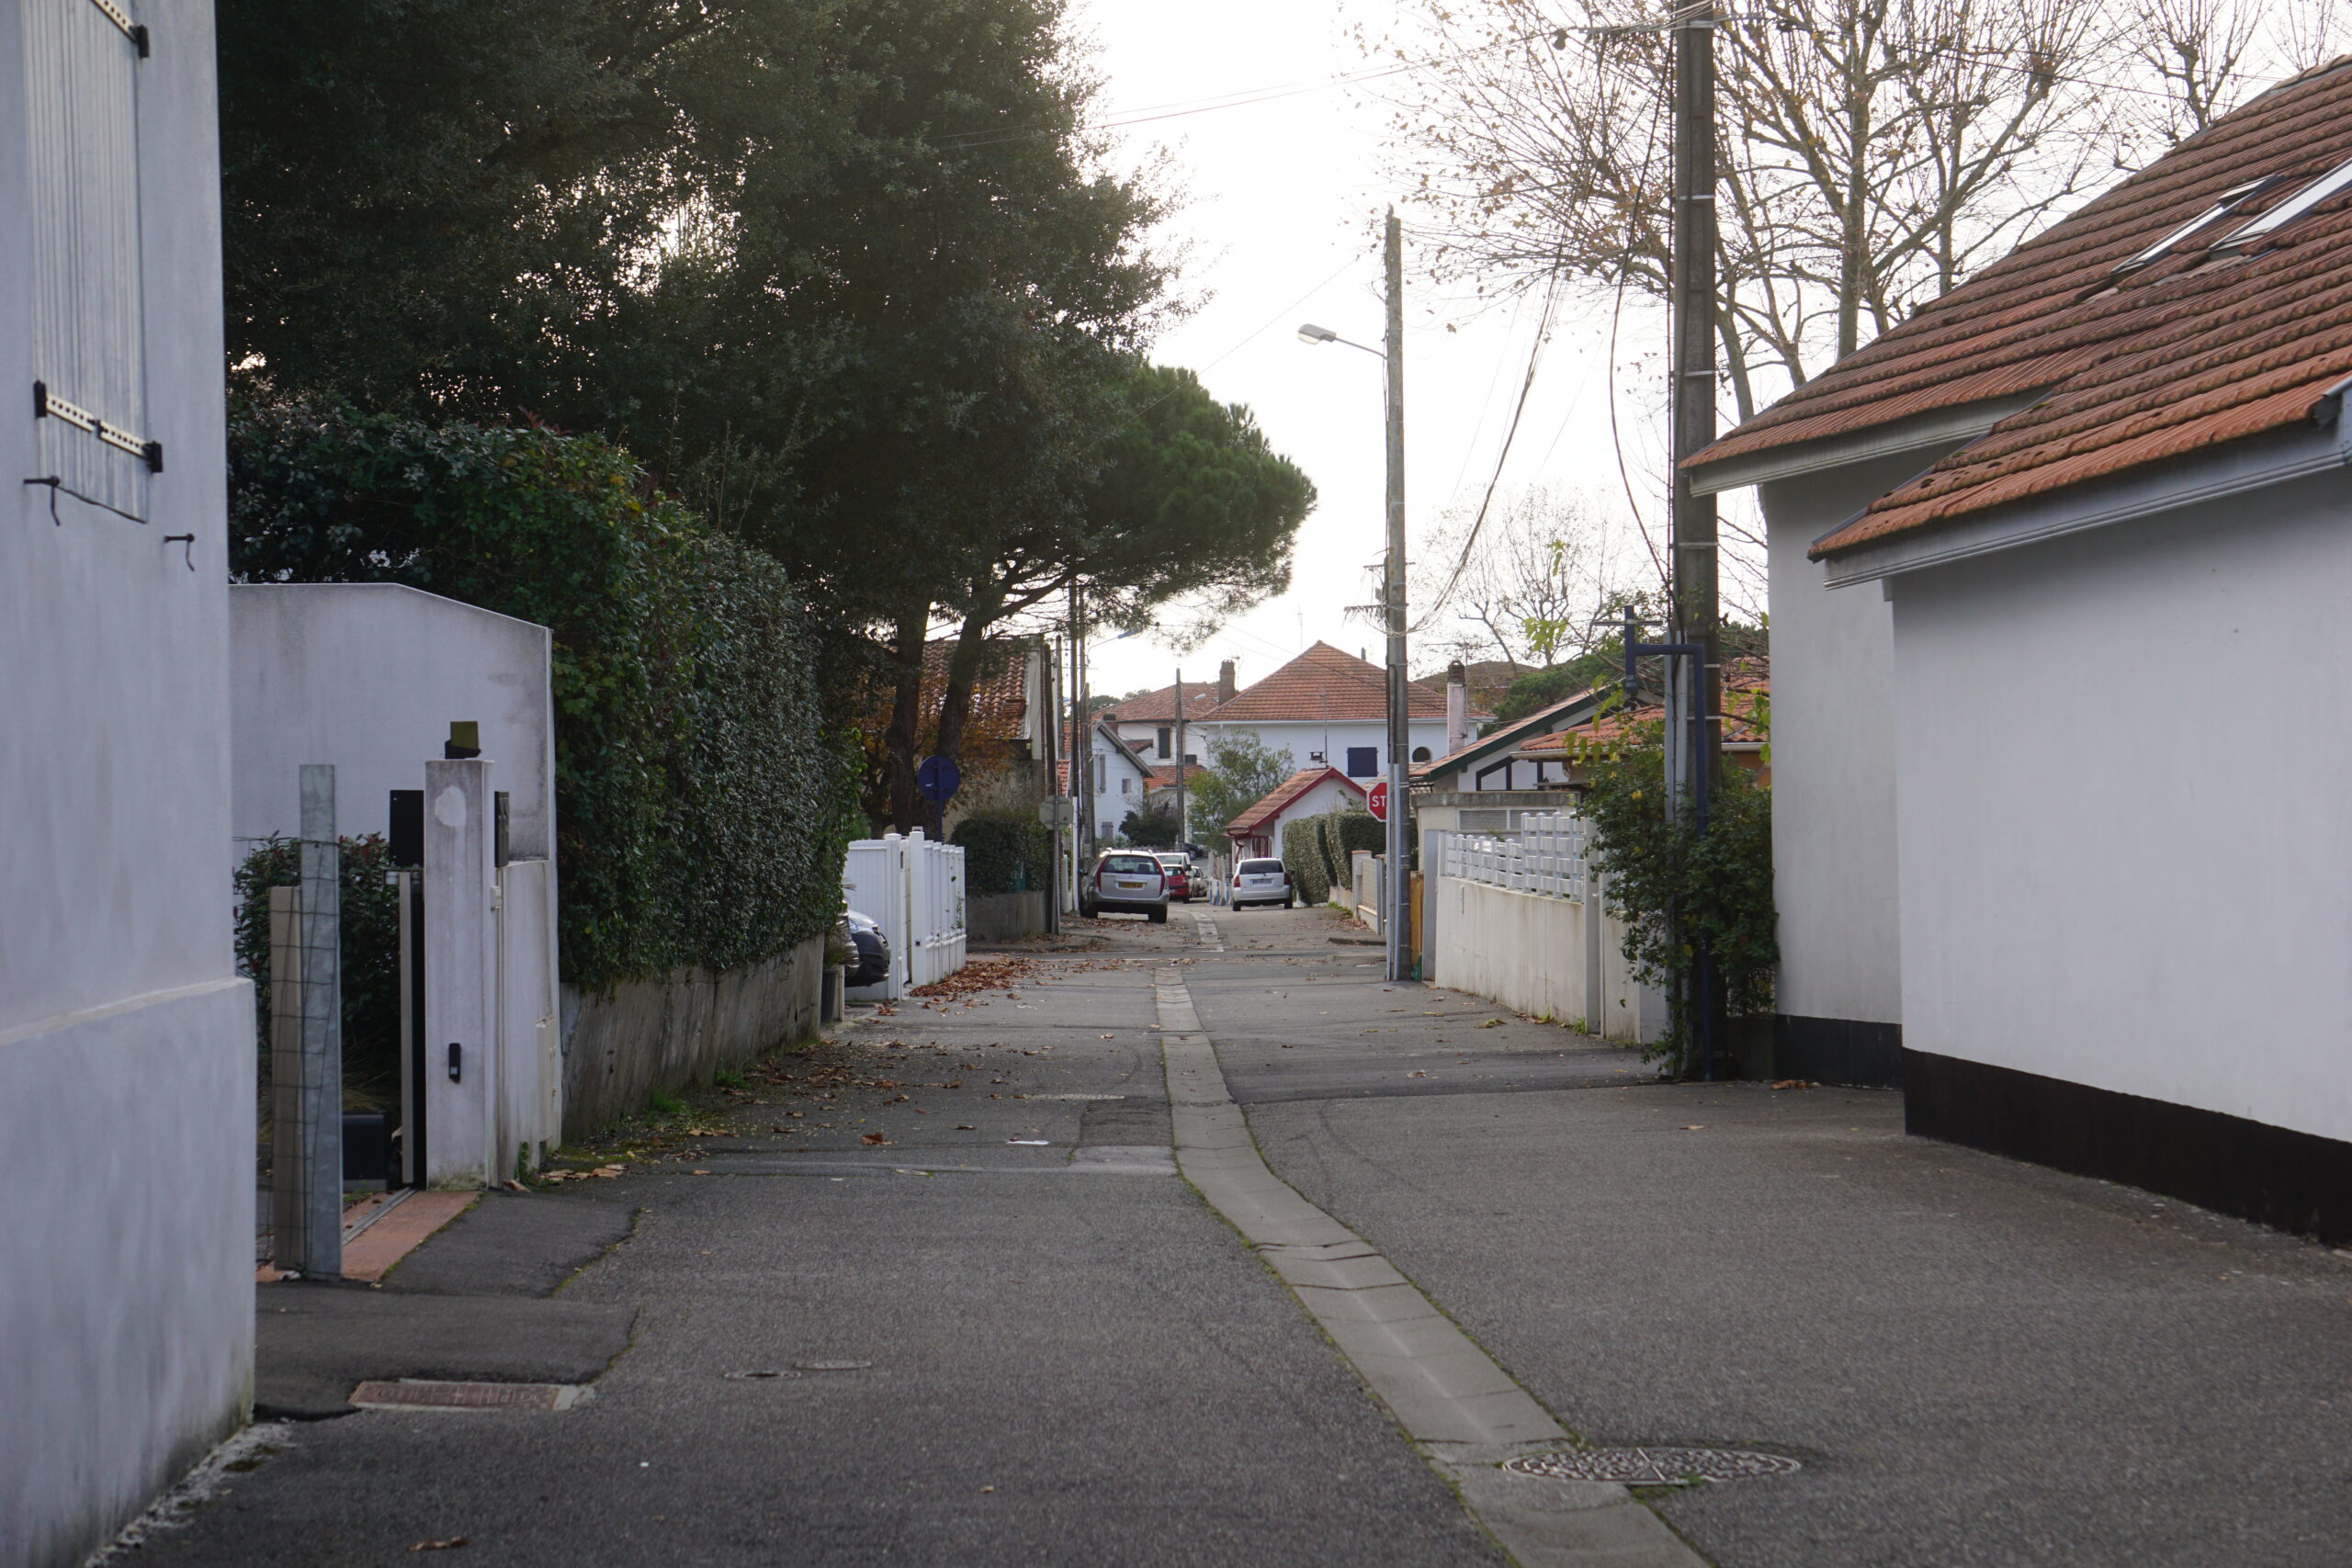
[1906,1050,2352,1244]
[1753,1015,1905,1088]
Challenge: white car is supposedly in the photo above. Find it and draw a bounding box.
[1228,856,1295,910]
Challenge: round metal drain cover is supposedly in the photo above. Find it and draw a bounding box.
[1506,1448,1800,1485]
[793,1359,873,1371]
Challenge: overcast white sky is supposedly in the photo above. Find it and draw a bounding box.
[1067,0,1679,700]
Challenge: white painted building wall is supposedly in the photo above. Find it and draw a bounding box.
[0,4,253,1561]
[1758,455,1925,1033]
[1196,716,1451,778]
[1088,728,1157,842]
[1886,479,2352,1142]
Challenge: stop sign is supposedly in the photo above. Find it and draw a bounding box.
[1367,779,1389,821]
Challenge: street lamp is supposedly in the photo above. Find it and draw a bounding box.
[1295,211,1411,985]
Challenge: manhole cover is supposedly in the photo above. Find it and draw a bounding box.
[1505,1448,1800,1485]
[722,1370,802,1381]
[351,1380,586,1411]
[792,1359,872,1371]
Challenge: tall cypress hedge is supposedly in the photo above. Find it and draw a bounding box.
[228,400,854,987]
[1281,817,1330,905]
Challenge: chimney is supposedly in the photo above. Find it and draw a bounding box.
[1217,659,1237,705]
[1445,660,1469,756]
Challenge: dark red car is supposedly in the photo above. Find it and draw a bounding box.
[1154,852,1196,902]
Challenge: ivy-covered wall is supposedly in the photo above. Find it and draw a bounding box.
[229,400,854,989]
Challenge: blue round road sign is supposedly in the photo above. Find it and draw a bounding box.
[917,755,962,804]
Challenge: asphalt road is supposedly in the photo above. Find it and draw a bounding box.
[132,900,2352,1566]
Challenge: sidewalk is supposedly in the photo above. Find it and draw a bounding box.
[135,942,1501,1568]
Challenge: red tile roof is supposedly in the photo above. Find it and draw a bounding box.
[1209,642,1460,723]
[1521,676,1769,755]
[1691,56,2352,558]
[1225,766,1367,836]
[1100,682,1224,724]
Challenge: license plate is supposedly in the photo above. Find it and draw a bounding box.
[1117,880,1146,890]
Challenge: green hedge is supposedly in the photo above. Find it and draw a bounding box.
[229,400,852,987]
[1281,817,1330,906]
[954,813,1052,894]
[1319,809,1383,887]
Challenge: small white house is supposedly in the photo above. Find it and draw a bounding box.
[1697,61,2352,1237]
[2,3,254,1561]
[1224,766,1370,862]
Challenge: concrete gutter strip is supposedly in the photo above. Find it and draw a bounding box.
[1154,968,1705,1568]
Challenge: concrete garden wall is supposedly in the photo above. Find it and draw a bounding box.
[560,938,825,1137]
[1430,878,1663,1045]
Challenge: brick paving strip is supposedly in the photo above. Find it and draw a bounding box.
[339,1190,477,1282]
[1154,966,1704,1568]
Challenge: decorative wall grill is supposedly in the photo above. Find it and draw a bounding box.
[1441,810,1588,902]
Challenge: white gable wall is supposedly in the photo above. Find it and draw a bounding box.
[1196,717,1450,779]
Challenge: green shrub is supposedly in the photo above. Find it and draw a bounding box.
[1281,816,1330,906]
[1573,706,1776,1070]
[232,834,401,1100]
[955,813,1052,895]
[1318,809,1384,888]
[229,400,852,987]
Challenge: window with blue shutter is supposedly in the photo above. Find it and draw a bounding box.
[1345,746,1377,777]
[26,0,156,520]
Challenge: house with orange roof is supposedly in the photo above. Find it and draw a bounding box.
[1188,641,1484,783]
[1689,58,2352,1238]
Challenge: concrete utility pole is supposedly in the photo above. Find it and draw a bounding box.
[1174,665,1188,847]
[1382,209,1411,986]
[1671,0,1725,1071]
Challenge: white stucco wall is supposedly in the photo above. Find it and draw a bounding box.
[1195,716,1450,776]
[1430,878,1662,1043]
[1887,478,2352,1142]
[231,583,557,858]
[0,6,254,1562]
[1760,452,1933,1029]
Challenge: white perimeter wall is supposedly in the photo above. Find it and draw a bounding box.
[231,583,556,857]
[1761,453,1928,1028]
[1430,879,1663,1044]
[0,6,253,1562]
[1888,479,2352,1141]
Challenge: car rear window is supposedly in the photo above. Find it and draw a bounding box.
[1102,854,1160,874]
[1239,859,1285,875]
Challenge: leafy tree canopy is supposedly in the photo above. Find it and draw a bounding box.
[1185,734,1296,851]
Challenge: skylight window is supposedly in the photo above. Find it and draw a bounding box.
[2111,176,2292,274]
[2213,158,2352,251]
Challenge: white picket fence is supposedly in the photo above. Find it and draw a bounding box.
[842,830,967,1000]
[1441,810,1589,902]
